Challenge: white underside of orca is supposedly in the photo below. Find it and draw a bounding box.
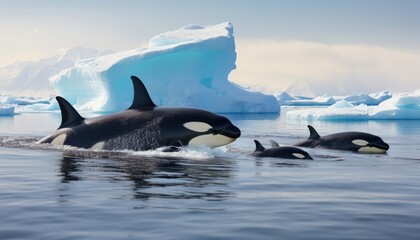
[357,146,387,154]
[188,134,235,148]
[184,121,236,148]
[91,141,105,150]
[51,134,67,146]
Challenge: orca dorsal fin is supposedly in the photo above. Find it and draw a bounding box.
[56,96,84,129]
[129,76,157,110]
[307,125,321,140]
[270,140,280,147]
[254,140,266,152]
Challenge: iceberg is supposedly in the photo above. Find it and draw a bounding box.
[274,91,298,105]
[343,91,392,105]
[50,23,279,113]
[0,95,54,113]
[275,92,335,106]
[282,81,390,106]
[287,90,420,120]
[0,95,51,106]
[286,100,369,121]
[0,105,15,115]
[370,89,420,119]
[369,91,393,104]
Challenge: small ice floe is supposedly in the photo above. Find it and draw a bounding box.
[0,105,15,115]
[287,89,420,120]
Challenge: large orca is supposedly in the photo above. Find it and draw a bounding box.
[294,125,389,153]
[38,76,241,151]
[251,140,313,160]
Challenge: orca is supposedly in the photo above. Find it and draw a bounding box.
[38,76,241,151]
[294,125,389,153]
[251,140,313,160]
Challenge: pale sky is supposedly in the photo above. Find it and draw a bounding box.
[1,0,420,93]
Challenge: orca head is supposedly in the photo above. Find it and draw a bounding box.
[350,133,390,154]
[130,75,240,148]
[180,110,241,148]
[287,147,313,160]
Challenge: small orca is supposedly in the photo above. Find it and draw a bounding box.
[251,140,313,160]
[38,76,241,151]
[294,125,389,154]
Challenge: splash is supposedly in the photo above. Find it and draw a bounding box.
[0,136,232,160]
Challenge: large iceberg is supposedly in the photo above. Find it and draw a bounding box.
[50,23,279,113]
[287,89,420,120]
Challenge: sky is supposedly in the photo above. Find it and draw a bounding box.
[1,0,420,94]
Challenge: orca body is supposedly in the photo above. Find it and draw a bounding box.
[38,76,241,151]
[295,125,389,154]
[251,140,313,160]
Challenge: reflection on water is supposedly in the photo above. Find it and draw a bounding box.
[59,157,81,182]
[0,113,59,136]
[269,162,306,168]
[2,113,420,240]
[58,156,235,201]
[254,157,308,168]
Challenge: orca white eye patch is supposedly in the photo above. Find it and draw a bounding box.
[183,122,212,133]
[352,139,369,146]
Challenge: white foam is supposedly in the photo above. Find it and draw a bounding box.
[0,136,228,160]
[130,146,216,160]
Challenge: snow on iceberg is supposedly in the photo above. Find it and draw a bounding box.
[50,22,279,113]
[287,90,420,120]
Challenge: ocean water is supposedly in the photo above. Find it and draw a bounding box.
[1,109,420,240]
